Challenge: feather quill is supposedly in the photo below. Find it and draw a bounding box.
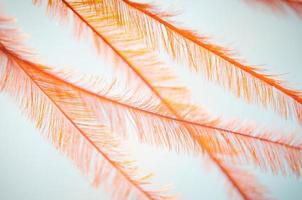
[216,159,272,200]
[0,18,173,200]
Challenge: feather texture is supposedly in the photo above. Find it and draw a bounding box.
[0,18,173,200]
[33,1,302,199]
[34,0,302,176]
[100,0,302,124]
[246,0,302,16]
[216,159,272,200]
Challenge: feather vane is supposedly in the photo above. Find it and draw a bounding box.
[34,0,302,177]
[32,1,302,199]
[98,0,302,124]
[246,0,302,16]
[0,19,173,200]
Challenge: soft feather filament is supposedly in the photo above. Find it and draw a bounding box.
[100,0,302,124]
[32,1,302,199]
[246,0,302,16]
[0,19,174,200]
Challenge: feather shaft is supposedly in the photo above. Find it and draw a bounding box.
[0,22,172,200]
[120,0,302,123]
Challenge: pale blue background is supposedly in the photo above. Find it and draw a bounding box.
[0,0,301,199]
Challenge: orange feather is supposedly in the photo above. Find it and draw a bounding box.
[113,0,302,124]
[246,0,302,16]
[31,1,302,198]
[0,18,174,200]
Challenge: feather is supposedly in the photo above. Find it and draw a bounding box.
[55,67,302,177]
[0,18,174,200]
[34,0,302,176]
[101,0,302,124]
[246,0,302,16]
[33,1,302,199]
[215,159,273,200]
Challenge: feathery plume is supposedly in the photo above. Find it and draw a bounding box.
[110,0,302,124]
[0,17,174,200]
[33,1,302,198]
